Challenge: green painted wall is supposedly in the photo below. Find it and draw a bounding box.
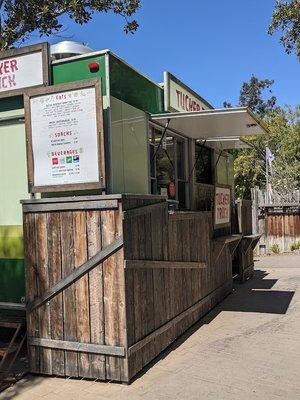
[110,97,149,193]
[109,55,164,114]
[0,119,28,304]
[52,54,107,95]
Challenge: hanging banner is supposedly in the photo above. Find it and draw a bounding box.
[24,79,105,193]
[0,43,49,98]
[164,72,213,113]
[214,185,231,228]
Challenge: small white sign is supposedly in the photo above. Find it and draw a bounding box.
[0,52,44,93]
[164,72,211,113]
[214,186,231,227]
[30,87,99,187]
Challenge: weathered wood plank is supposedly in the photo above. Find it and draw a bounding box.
[123,202,166,219]
[35,213,52,374]
[128,279,233,357]
[0,302,26,310]
[47,212,64,376]
[61,211,78,377]
[102,206,128,382]
[28,338,125,357]
[124,260,207,269]
[23,213,39,373]
[27,236,124,313]
[23,200,119,213]
[87,210,106,379]
[74,211,91,378]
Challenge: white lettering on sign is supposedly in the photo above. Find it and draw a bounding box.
[30,87,99,187]
[164,72,211,112]
[0,52,43,93]
[214,186,231,227]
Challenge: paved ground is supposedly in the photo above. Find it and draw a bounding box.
[1,253,300,400]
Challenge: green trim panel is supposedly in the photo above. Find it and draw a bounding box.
[0,96,23,113]
[52,55,107,95]
[0,259,25,303]
[0,225,23,259]
[110,55,164,114]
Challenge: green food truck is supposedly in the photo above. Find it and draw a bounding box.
[0,42,265,317]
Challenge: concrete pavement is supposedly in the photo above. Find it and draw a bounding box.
[1,254,299,400]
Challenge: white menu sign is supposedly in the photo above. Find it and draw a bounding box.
[30,87,99,187]
[214,186,231,227]
[0,52,44,94]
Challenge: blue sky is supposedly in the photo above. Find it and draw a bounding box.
[29,1,299,108]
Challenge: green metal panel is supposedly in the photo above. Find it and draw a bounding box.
[0,96,23,112]
[110,97,149,194]
[0,122,28,305]
[0,259,25,303]
[0,123,28,225]
[109,55,164,114]
[52,55,107,95]
[216,154,229,185]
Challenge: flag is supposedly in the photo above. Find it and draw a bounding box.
[266,147,275,175]
[266,147,275,164]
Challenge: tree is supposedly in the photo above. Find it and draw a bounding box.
[234,107,300,199]
[224,76,300,199]
[268,0,300,59]
[238,76,277,117]
[0,0,141,51]
[223,75,277,118]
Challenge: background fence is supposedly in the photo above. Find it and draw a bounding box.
[251,187,300,254]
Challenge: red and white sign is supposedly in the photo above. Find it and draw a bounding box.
[214,186,231,227]
[164,72,212,113]
[0,51,44,94]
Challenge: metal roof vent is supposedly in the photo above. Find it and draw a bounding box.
[50,41,93,60]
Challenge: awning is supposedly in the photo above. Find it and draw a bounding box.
[151,107,268,140]
[203,137,251,150]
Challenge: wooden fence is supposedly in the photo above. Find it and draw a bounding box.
[251,188,300,253]
[22,194,237,382]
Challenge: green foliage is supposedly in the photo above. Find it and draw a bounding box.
[234,106,300,199]
[270,243,280,254]
[0,0,141,50]
[225,76,300,199]
[268,0,300,59]
[291,240,300,251]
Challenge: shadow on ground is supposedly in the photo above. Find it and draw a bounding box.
[132,268,295,383]
[0,268,296,395]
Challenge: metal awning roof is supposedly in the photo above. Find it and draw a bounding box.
[203,137,251,150]
[151,107,268,141]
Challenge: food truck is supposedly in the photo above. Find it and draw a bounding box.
[0,42,265,382]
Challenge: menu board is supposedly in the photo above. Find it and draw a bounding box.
[25,80,105,192]
[214,185,231,228]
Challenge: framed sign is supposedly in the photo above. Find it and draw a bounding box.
[24,79,105,193]
[214,184,231,228]
[164,71,213,113]
[0,43,50,98]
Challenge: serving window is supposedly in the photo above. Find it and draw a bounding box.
[194,142,213,185]
[149,124,188,209]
